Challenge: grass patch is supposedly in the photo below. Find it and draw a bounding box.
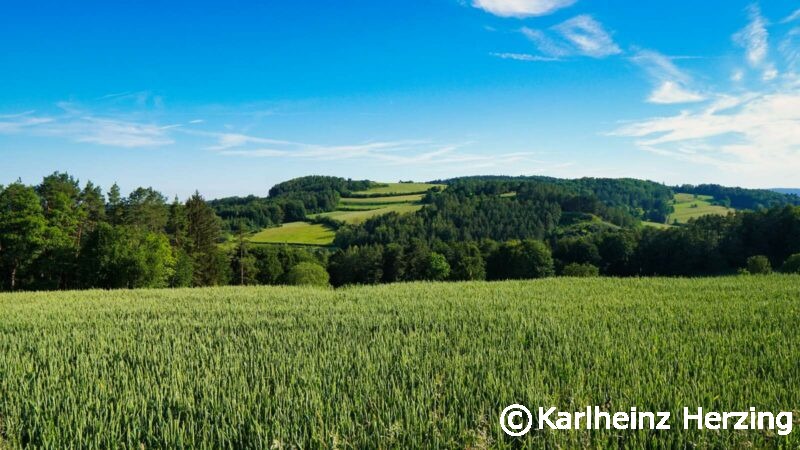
[310,203,422,224]
[248,222,335,246]
[669,193,734,224]
[350,182,444,196]
[339,194,425,206]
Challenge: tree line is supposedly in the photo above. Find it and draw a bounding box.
[0,173,230,290]
[2,174,799,292]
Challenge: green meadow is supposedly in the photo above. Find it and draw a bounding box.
[668,193,734,224]
[0,276,798,449]
[350,182,445,196]
[247,221,336,246]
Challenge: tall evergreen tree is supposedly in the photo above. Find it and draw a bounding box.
[186,192,228,286]
[106,183,124,225]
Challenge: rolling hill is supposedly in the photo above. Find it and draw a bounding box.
[245,182,443,246]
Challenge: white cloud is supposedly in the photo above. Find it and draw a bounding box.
[521,15,620,60]
[630,50,706,104]
[733,4,778,81]
[472,0,575,18]
[213,132,551,171]
[520,27,572,57]
[0,112,54,133]
[553,15,621,58]
[648,81,706,104]
[0,106,176,148]
[71,118,174,148]
[781,8,800,24]
[779,27,800,71]
[611,91,800,185]
[490,52,560,62]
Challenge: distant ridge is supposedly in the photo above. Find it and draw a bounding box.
[772,188,800,196]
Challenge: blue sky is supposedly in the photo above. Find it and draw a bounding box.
[2,0,800,198]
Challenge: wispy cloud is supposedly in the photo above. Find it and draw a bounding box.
[521,15,620,59]
[490,52,560,62]
[733,4,777,81]
[647,82,706,104]
[471,0,576,18]
[781,8,800,24]
[212,132,549,171]
[0,104,175,148]
[630,50,706,104]
[611,4,800,186]
[0,112,54,133]
[553,15,621,58]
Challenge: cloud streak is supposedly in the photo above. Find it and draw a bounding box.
[521,15,621,60]
[733,4,777,81]
[553,15,621,58]
[630,50,706,104]
[490,52,560,62]
[0,109,175,148]
[212,132,552,171]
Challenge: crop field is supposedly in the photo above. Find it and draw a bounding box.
[669,193,733,224]
[350,182,445,196]
[247,222,335,246]
[0,276,798,449]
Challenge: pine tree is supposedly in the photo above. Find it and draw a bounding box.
[186,191,228,286]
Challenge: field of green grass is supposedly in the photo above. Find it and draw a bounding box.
[1,276,798,448]
[310,203,423,225]
[351,182,444,196]
[247,221,335,246]
[669,193,734,224]
[339,193,424,206]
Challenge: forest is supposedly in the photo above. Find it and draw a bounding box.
[1,173,799,291]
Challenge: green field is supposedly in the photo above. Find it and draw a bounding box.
[351,182,445,196]
[247,221,335,246]
[1,276,798,448]
[669,193,734,224]
[339,193,425,206]
[310,203,423,224]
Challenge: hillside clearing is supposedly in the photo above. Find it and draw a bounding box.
[351,182,444,196]
[248,222,335,246]
[669,193,733,224]
[310,203,423,225]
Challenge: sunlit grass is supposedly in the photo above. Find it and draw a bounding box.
[0,276,798,448]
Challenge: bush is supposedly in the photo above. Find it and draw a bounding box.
[745,255,772,275]
[562,263,599,277]
[425,252,450,281]
[782,253,800,274]
[283,262,330,287]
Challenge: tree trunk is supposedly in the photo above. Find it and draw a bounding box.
[10,264,17,290]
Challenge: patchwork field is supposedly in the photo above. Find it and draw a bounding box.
[668,193,734,224]
[0,276,798,449]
